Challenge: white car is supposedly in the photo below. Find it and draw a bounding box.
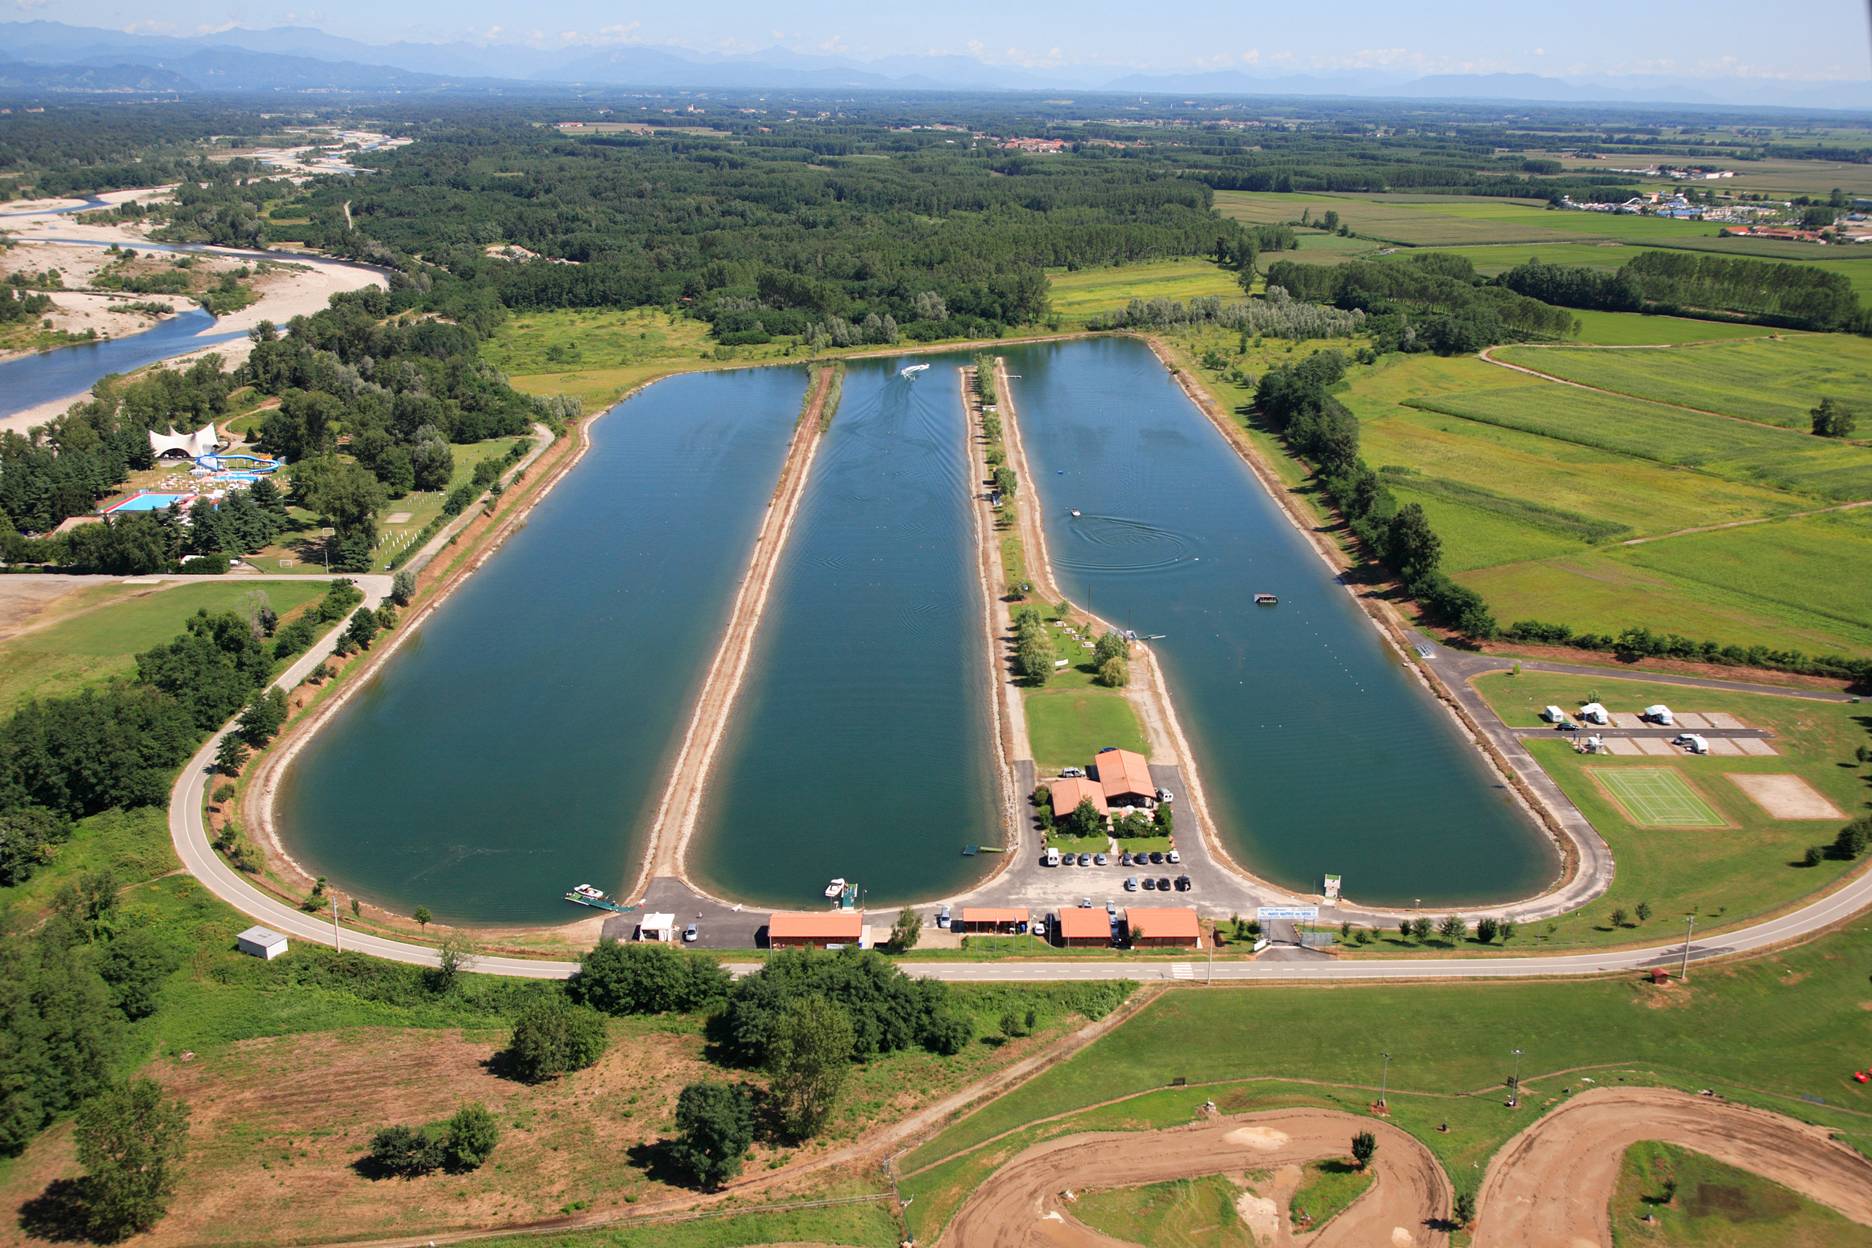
[1166,850,1181,864]
[683,924,698,943]
[1156,788,1175,803]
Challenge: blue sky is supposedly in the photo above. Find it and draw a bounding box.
[28,0,1872,82]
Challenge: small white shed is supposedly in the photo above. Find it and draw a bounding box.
[1644,704,1674,725]
[637,912,677,942]
[1542,705,1568,723]
[1579,702,1610,725]
[236,926,288,960]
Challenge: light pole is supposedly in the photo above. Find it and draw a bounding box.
[1680,914,1696,980]
[1509,1047,1523,1108]
[330,895,341,952]
[1378,1051,1391,1111]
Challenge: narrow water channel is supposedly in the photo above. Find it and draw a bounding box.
[1004,337,1556,905]
[689,356,1000,907]
[273,367,806,924]
[0,309,243,419]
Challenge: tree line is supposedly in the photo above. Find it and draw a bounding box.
[1264,254,1578,354]
[1501,252,1867,333]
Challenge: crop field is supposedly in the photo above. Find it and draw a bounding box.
[1566,309,1779,346]
[1046,258,1243,322]
[1337,345,1872,652]
[1216,191,1730,247]
[1492,334,1872,430]
[1407,382,1872,503]
[1595,767,1726,827]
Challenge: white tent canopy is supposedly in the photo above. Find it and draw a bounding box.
[149,424,219,459]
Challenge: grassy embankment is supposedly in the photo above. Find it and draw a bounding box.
[1073,1174,1263,1247]
[1045,258,1244,325]
[896,915,1872,1244]
[0,579,328,711]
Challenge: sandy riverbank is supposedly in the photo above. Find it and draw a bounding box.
[0,187,386,432]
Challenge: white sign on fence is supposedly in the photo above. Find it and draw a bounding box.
[1256,906,1320,923]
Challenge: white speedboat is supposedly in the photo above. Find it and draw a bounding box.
[823,877,848,899]
[900,363,929,377]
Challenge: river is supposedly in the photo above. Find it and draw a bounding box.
[688,355,1001,907]
[272,367,806,925]
[1003,337,1557,905]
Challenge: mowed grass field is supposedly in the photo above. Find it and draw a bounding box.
[1612,1141,1872,1248]
[0,579,329,711]
[1493,333,1872,429]
[1215,191,1730,247]
[898,911,1872,1242]
[1046,258,1243,323]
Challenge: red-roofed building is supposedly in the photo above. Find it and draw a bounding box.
[767,911,865,949]
[1049,776,1110,822]
[1124,907,1202,947]
[1094,748,1155,807]
[1054,907,1114,948]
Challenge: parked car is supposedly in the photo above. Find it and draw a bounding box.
[1166,849,1181,864]
[1148,851,1165,865]
[1142,877,1158,891]
[1033,919,1048,939]
[683,923,698,942]
[1077,853,1092,867]
[1078,897,1093,908]
[1106,900,1117,915]
[936,904,952,929]
[1124,876,1139,891]
[1157,877,1172,891]
[1119,851,1134,866]
[1175,875,1192,892]
[1094,852,1109,866]
[1157,788,1175,803]
[1060,767,1085,778]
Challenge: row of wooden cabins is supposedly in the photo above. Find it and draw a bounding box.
[763,905,1202,949]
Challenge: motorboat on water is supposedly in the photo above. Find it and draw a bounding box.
[823,877,848,899]
[900,363,930,378]
[1070,509,1082,518]
[1255,593,1278,605]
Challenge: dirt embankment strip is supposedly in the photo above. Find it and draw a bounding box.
[636,364,839,897]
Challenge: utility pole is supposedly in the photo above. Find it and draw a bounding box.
[1509,1047,1523,1108]
[1379,1051,1391,1111]
[1680,913,1696,981]
[330,895,341,952]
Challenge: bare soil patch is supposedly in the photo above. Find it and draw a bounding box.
[1728,773,1846,821]
[0,1025,753,1246]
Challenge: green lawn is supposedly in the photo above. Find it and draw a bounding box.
[1047,258,1244,324]
[1465,671,1870,948]
[1612,1141,1872,1247]
[1493,334,1872,430]
[1288,1158,1374,1233]
[1026,687,1150,772]
[369,436,526,570]
[1074,1174,1260,1247]
[899,913,1872,1241]
[0,579,328,711]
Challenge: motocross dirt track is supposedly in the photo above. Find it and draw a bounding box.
[1472,1086,1872,1247]
[941,1111,1450,1247]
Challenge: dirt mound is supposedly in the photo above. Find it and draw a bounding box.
[942,1111,1448,1247]
[1473,1087,1872,1246]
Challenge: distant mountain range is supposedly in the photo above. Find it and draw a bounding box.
[1,19,1867,110]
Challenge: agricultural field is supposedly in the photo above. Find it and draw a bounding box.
[1046,258,1243,323]
[1492,333,1872,430]
[0,579,328,711]
[1472,671,1869,946]
[1216,190,1731,247]
[898,912,1872,1243]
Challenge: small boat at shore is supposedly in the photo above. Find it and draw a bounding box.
[823,877,848,899]
[1255,593,1278,606]
[564,883,631,913]
[900,363,929,378]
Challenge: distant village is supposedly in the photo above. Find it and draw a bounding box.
[1559,185,1872,245]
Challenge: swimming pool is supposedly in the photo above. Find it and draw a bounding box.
[106,492,192,513]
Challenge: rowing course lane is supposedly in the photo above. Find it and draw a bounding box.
[688,355,1000,907]
[268,367,806,925]
[1000,337,1557,907]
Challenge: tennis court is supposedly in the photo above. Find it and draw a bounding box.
[1593,766,1725,827]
